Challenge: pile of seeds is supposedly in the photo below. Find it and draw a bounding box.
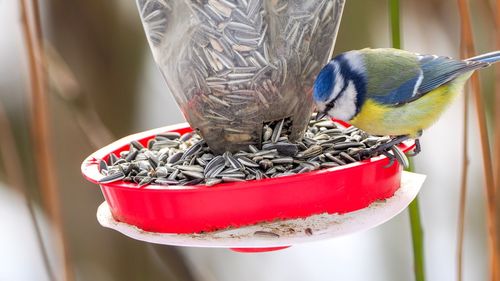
[137,0,344,153]
[98,116,400,187]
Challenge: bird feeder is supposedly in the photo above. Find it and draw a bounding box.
[82,122,425,252]
[81,0,426,252]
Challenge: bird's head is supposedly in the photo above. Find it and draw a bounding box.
[313,52,366,122]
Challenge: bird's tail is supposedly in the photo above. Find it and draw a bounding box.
[466,51,500,64]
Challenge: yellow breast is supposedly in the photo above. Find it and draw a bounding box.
[349,74,471,137]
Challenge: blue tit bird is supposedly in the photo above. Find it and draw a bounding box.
[313,48,500,158]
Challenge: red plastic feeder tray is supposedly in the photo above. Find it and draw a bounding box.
[82,122,417,251]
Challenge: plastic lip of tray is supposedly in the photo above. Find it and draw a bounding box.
[82,121,415,252]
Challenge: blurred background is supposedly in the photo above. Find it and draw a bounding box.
[0,0,498,280]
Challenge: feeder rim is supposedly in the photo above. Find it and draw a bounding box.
[81,122,415,191]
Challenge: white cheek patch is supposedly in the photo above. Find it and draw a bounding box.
[328,81,358,121]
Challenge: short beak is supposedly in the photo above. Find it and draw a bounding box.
[315,112,327,121]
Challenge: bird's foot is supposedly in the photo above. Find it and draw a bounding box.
[359,135,411,168]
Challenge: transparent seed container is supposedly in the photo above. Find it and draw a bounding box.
[137,0,345,153]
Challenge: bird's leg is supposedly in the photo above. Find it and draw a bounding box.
[371,135,410,155]
[406,130,423,157]
[381,150,396,168]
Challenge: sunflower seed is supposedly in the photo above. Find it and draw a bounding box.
[99,171,125,184]
[138,176,153,187]
[184,178,204,185]
[222,176,246,182]
[271,119,284,143]
[320,162,339,168]
[162,169,176,180]
[181,170,204,179]
[108,153,118,166]
[131,140,144,150]
[204,155,225,174]
[176,165,205,173]
[99,113,403,187]
[155,167,169,178]
[325,153,346,165]
[314,120,336,128]
[248,144,259,153]
[224,151,244,170]
[181,142,203,160]
[179,132,194,142]
[155,178,179,186]
[207,163,226,178]
[98,159,108,173]
[157,132,181,140]
[205,178,222,186]
[271,157,294,164]
[298,145,322,159]
[339,152,357,163]
[253,230,280,238]
[218,171,246,178]
[125,149,138,162]
[166,152,182,164]
[305,228,313,236]
[237,156,260,168]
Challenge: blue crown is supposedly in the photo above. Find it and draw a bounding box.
[313,62,335,102]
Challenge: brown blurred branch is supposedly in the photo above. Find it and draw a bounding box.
[496,0,500,189]
[457,1,499,281]
[20,0,73,280]
[494,1,500,279]
[457,42,470,281]
[44,44,115,147]
[46,0,145,136]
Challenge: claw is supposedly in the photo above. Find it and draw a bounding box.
[406,139,421,157]
[380,146,409,169]
[382,150,396,168]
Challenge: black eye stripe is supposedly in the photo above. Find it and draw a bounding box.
[324,99,335,113]
[324,77,349,113]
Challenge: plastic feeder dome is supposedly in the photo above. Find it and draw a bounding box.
[135,0,346,153]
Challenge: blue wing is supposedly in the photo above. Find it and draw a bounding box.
[357,49,491,106]
[372,73,422,104]
[416,54,487,94]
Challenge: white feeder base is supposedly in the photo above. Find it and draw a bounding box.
[97,171,425,249]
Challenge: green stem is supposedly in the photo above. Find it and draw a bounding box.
[408,158,425,281]
[407,158,425,281]
[389,0,425,280]
[389,0,401,49]
[409,195,425,281]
